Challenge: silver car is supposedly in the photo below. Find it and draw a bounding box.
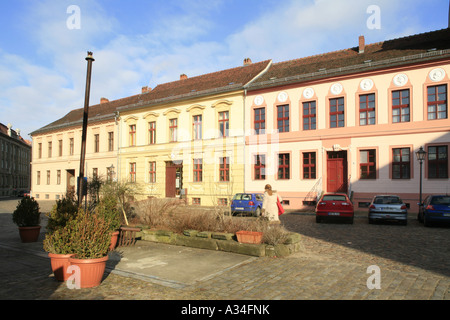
[368,195,408,225]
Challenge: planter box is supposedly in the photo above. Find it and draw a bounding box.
[236,231,263,244]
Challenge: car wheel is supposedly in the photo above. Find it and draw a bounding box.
[316,216,321,223]
[253,207,261,217]
[368,218,374,224]
[348,217,354,224]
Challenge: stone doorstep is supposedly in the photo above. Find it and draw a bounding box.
[140,229,301,258]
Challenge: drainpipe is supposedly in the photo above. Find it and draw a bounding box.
[115,111,121,182]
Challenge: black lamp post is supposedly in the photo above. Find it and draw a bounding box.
[415,146,427,206]
[78,51,95,207]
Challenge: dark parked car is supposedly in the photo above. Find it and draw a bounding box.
[418,195,450,227]
[315,193,354,224]
[368,195,408,225]
[17,190,30,197]
[231,193,264,217]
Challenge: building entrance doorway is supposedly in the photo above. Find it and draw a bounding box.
[327,151,348,193]
[165,161,183,198]
[66,169,76,195]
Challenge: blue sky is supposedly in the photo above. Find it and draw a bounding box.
[0,0,448,138]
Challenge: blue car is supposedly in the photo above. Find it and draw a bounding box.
[418,195,450,227]
[231,193,264,217]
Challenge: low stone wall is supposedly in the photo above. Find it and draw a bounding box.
[138,229,302,257]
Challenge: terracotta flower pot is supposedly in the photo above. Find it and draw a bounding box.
[68,256,109,288]
[109,231,120,251]
[48,253,75,281]
[236,231,263,244]
[18,226,41,243]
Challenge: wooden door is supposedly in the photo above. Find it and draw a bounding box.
[165,164,177,198]
[327,151,347,193]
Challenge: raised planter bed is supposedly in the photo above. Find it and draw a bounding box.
[140,229,302,257]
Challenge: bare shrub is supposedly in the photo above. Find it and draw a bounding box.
[134,198,182,229]
[262,224,290,246]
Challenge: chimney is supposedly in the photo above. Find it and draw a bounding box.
[243,58,252,66]
[180,74,188,80]
[142,86,152,93]
[100,97,109,104]
[359,35,365,54]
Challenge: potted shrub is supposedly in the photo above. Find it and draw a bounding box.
[67,208,112,288]
[12,197,41,243]
[43,226,75,281]
[96,192,122,251]
[43,195,78,281]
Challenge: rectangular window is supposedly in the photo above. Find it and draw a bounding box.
[277,105,289,133]
[108,132,114,151]
[303,101,316,130]
[149,161,156,183]
[428,146,448,179]
[148,122,156,145]
[38,143,42,159]
[278,153,290,179]
[169,119,178,142]
[218,198,228,206]
[359,94,376,125]
[129,162,136,183]
[57,170,61,185]
[303,152,316,179]
[92,168,98,179]
[129,125,136,146]
[392,89,410,123]
[254,108,265,135]
[360,149,376,179]
[219,111,229,137]
[48,142,52,158]
[193,159,203,182]
[192,198,201,205]
[94,134,100,153]
[37,171,40,185]
[58,140,63,157]
[69,138,74,155]
[392,148,410,179]
[427,84,447,120]
[219,157,230,182]
[193,115,202,140]
[330,97,345,128]
[46,170,51,185]
[254,155,266,180]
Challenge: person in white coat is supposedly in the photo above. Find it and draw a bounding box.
[262,184,282,224]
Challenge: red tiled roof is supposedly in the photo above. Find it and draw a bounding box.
[249,28,450,89]
[0,123,32,147]
[31,59,272,135]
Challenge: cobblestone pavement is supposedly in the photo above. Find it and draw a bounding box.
[1,198,449,302]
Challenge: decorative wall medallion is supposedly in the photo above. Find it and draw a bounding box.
[429,68,446,82]
[277,92,288,103]
[360,79,374,91]
[254,95,264,106]
[303,88,314,99]
[393,74,408,87]
[331,83,343,95]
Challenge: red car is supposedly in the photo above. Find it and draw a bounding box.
[315,193,354,224]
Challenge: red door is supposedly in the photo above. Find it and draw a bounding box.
[165,165,177,198]
[327,152,347,193]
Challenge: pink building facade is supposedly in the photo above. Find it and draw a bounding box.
[244,29,450,212]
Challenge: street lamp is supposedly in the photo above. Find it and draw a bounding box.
[78,51,95,207]
[415,146,427,206]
